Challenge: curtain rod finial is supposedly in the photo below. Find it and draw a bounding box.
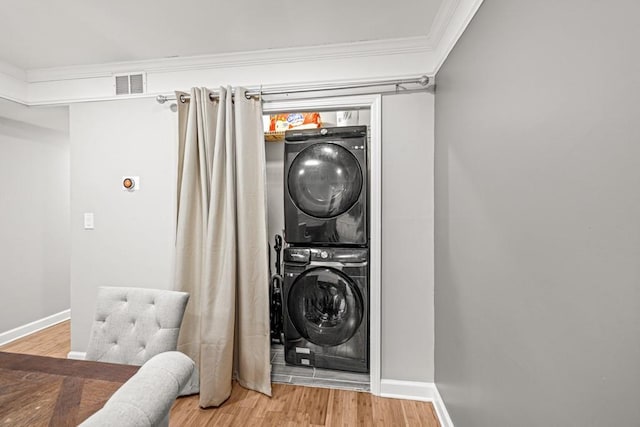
[156,94,168,104]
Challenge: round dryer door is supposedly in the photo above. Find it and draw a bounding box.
[287,143,363,219]
[287,267,364,347]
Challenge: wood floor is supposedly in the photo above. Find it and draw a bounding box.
[0,321,440,426]
[0,321,70,358]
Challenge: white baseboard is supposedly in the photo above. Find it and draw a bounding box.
[432,384,455,427]
[0,309,70,347]
[67,351,86,360]
[380,379,454,427]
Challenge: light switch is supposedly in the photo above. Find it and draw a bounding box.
[84,213,94,230]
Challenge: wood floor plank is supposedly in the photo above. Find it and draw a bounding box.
[325,388,359,426]
[300,385,330,425]
[0,321,70,358]
[356,389,374,426]
[168,395,206,426]
[5,320,441,427]
[401,399,441,427]
[372,394,406,426]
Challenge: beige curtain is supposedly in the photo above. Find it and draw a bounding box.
[174,86,271,408]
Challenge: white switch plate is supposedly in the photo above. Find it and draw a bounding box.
[83,213,94,230]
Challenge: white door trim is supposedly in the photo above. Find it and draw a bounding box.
[264,94,383,395]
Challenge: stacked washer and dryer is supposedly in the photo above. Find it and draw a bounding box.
[282,125,369,374]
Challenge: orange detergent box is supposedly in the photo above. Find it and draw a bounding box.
[269,113,322,132]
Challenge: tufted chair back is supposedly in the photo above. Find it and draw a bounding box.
[85,287,190,366]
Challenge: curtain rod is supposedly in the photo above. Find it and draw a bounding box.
[155,75,430,104]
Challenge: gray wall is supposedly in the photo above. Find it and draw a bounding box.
[69,98,177,351]
[434,1,640,426]
[70,94,435,383]
[382,92,434,381]
[0,99,70,334]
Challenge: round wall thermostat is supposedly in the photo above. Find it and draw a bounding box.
[122,176,140,191]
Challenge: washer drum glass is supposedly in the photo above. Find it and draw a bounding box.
[287,267,364,347]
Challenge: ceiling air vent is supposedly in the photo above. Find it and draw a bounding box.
[114,72,146,95]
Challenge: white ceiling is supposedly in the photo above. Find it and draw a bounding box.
[0,0,444,71]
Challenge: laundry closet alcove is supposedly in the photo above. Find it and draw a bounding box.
[263,95,382,395]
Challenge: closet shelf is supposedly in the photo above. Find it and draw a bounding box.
[264,131,285,142]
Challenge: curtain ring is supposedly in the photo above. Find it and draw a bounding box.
[179,93,187,103]
[252,85,263,102]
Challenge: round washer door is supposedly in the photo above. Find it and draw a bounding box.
[287,267,364,347]
[287,143,363,219]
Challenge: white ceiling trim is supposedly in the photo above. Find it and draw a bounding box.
[0,60,26,81]
[27,0,466,84]
[26,36,432,83]
[432,0,484,73]
[0,0,483,106]
[0,63,27,104]
[425,0,461,47]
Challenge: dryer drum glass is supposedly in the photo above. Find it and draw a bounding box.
[287,143,363,219]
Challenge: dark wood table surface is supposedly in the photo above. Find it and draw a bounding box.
[0,351,139,427]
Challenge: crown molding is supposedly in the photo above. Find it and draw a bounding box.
[425,0,462,47]
[0,66,27,104]
[0,0,483,106]
[432,0,484,73]
[26,36,432,84]
[0,60,26,81]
